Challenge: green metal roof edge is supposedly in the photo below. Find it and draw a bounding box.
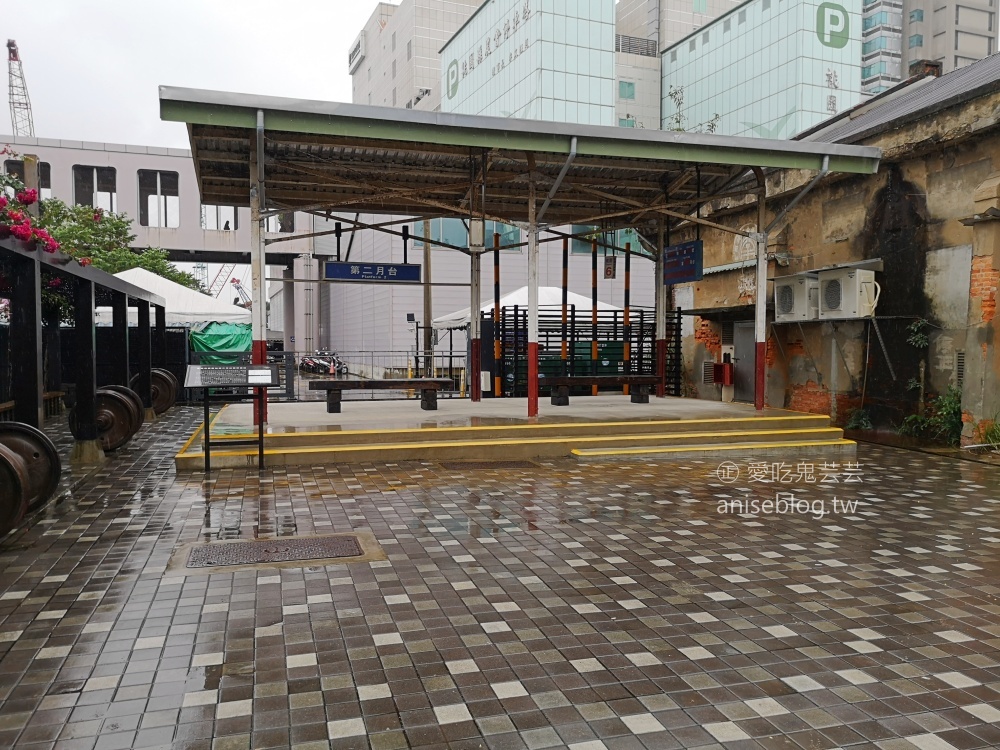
[159,88,881,175]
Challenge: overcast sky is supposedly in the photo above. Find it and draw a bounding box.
[4,1,395,148]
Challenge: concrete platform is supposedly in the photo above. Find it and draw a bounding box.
[176,396,855,470]
[208,395,807,433]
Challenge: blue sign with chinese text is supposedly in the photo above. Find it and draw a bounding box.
[663,241,703,285]
[324,261,422,283]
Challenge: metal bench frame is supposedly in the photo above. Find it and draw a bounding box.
[309,378,454,413]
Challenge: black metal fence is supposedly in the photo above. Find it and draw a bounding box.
[480,306,682,398]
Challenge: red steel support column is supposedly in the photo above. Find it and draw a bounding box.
[470,220,483,402]
[470,252,481,402]
[561,238,569,375]
[250,110,267,425]
[493,232,502,397]
[591,237,598,397]
[623,243,631,396]
[753,167,768,411]
[527,185,539,417]
[655,221,667,397]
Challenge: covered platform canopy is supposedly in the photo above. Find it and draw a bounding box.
[159,86,881,415]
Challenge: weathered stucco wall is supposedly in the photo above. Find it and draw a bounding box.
[677,87,1000,435]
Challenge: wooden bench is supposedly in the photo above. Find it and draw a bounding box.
[309,378,454,413]
[544,375,661,406]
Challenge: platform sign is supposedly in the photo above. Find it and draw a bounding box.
[663,240,703,285]
[324,261,421,283]
[183,365,279,388]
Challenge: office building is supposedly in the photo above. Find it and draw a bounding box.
[861,0,996,94]
[660,0,864,138]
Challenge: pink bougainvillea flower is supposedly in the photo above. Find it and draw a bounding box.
[0,195,7,209]
[79,257,91,266]
[47,277,62,288]
[11,223,33,241]
[93,210,103,223]
[44,239,60,253]
[6,209,25,224]
[15,189,38,205]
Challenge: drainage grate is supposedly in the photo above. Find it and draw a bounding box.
[187,535,363,568]
[440,460,538,470]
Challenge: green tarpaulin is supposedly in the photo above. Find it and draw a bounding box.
[189,322,252,365]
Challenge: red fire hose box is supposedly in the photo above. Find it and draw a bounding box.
[713,362,734,386]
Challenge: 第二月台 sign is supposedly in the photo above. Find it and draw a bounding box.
[324,262,421,283]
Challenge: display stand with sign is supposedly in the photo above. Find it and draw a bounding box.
[183,365,279,473]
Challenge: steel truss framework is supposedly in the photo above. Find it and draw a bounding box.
[159,87,880,415]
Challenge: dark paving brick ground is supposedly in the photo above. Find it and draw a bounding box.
[2,406,1000,750]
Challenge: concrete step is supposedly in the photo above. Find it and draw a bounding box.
[204,414,834,450]
[176,424,847,470]
[572,438,857,461]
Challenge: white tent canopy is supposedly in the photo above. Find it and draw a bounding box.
[94,267,252,326]
[432,286,621,330]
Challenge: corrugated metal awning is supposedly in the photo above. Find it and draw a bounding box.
[158,86,881,231]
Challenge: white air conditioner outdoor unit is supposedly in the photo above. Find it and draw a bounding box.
[818,268,880,319]
[774,276,819,322]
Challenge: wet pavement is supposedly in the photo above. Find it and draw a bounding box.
[2,406,1000,749]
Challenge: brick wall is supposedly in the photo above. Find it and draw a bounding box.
[971,255,1000,323]
[694,319,721,357]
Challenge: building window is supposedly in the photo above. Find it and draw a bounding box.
[738,9,746,23]
[392,87,397,106]
[4,160,52,200]
[407,40,412,60]
[392,32,396,51]
[571,226,638,255]
[265,212,295,233]
[863,37,889,54]
[73,165,117,212]
[762,0,770,10]
[137,170,179,228]
[724,19,731,32]
[861,61,888,79]
[910,9,923,21]
[571,225,598,254]
[412,219,518,251]
[909,34,923,48]
[201,204,237,231]
[618,80,636,100]
[392,59,396,79]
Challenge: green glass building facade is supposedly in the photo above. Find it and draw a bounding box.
[661,0,863,139]
[441,0,616,126]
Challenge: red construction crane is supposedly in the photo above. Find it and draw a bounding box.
[7,40,34,137]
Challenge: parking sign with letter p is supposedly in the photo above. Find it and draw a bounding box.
[817,2,849,48]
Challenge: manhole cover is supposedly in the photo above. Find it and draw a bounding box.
[440,460,538,470]
[187,535,363,568]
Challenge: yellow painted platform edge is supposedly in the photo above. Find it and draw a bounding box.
[176,405,229,456]
[199,413,833,445]
[571,438,856,456]
[178,427,845,460]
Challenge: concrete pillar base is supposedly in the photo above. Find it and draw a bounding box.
[70,440,106,466]
[144,408,158,423]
